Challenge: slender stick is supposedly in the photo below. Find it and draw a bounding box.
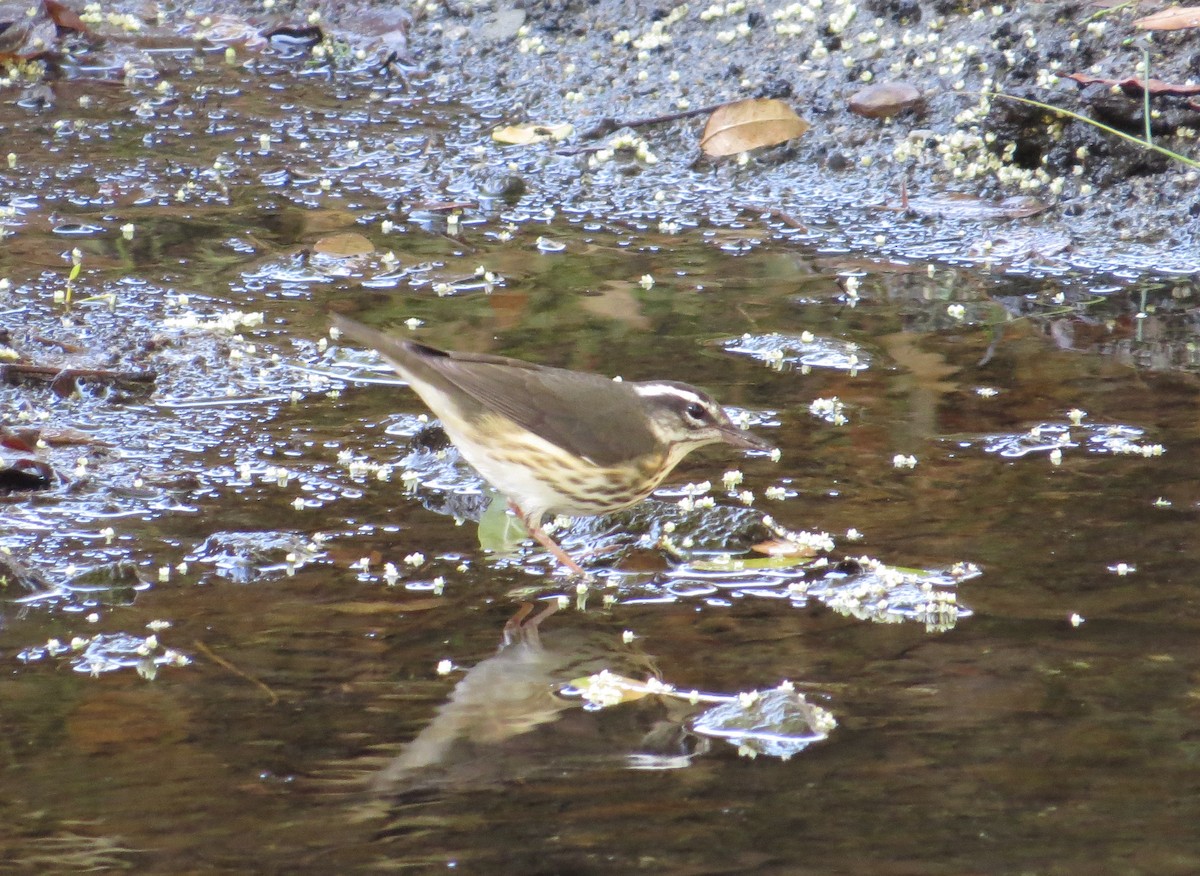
[192,639,279,706]
[578,100,730,141]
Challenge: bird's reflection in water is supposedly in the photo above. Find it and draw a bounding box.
[371,602,705,794]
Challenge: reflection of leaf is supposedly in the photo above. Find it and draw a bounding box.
[492,123,574,145]
[750,539,820,559]
[568,671,655,706]
[312,232,375,258]
[699,98,810,157]
[692,553,816,570]
[1134,6,1200,30]
[579,281,652,330]
[898,192,1049,220]
[331,598,444,614]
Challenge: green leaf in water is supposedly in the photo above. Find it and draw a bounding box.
[477,491,528,554]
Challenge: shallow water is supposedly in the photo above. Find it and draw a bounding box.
[3,14,1200,875]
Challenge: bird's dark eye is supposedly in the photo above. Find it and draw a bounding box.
[685,402,706,421]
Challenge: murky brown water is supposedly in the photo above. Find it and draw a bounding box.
[3,14,1200,875]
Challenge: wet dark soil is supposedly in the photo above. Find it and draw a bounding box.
[403,0,1200,273]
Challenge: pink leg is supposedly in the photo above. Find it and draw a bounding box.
[508,501,590,577]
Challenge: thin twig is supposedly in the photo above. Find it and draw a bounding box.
[192,639,280,706]
[1142,48,1152,146]
[0,363,156,384]
[578,100,730,140]
[733,202,810,231]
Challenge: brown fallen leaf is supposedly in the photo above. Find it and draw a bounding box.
[493,122,574,145]
[849,82,923,119]
[1065,72,1200,97]
[700,98,810,157]
[312,232,375,258]
[0,427,36,453]
[44,0,88,33]
[67,690,186,754]
[1,425,103,450]
[188,14,267,50]
[36,426,113,447]
[1133,5,1200,29]
[0,13,57,58]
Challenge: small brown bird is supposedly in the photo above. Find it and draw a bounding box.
[333,315,774,575]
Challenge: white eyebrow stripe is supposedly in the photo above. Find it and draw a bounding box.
[632,384,705,403]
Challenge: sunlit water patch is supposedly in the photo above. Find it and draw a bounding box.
[567,673,836,763]
[18,628,190,678]
[722,331,870,373]
[643,554,975,632]
[957,417,1165,460]
[186,530,322,584]
[312,382,979,630]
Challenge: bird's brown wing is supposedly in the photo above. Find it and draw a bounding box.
[333,315,659,466]
[434,356,662,466]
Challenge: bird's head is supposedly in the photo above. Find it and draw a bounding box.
[632,381,774,459]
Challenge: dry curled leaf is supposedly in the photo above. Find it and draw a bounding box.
[492,123,574,145]
[700,98,810,157]
[1133,6,1200,29]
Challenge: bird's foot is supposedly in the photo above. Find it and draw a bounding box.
[508,501,594,580]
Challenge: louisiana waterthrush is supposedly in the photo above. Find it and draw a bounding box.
[332,315,774,575]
